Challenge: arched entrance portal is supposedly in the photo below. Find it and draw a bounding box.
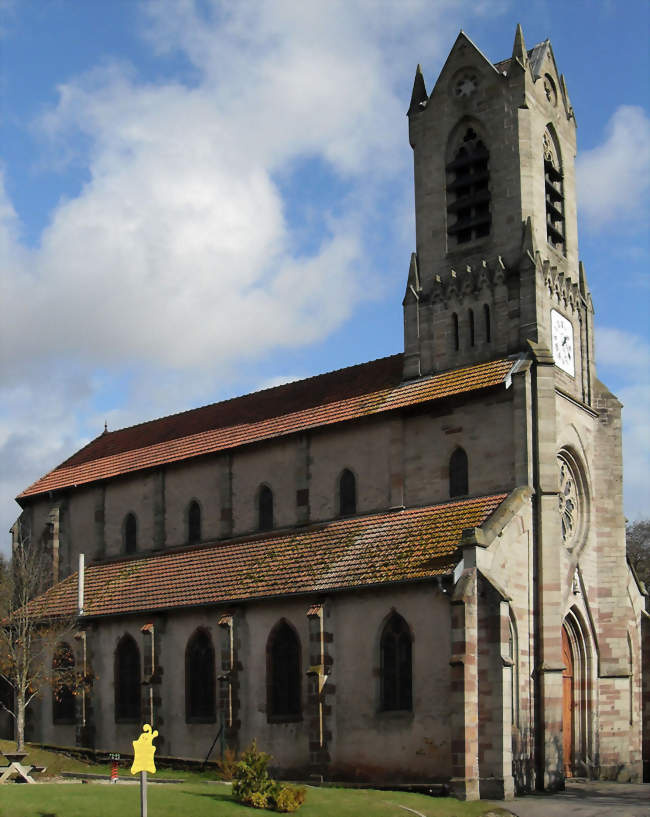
[561,626,574,776]
[562,610,594,778]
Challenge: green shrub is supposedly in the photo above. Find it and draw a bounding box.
[247,790,270,809]
[232,740,274,805]
[271,783,306,813]
[231,740,305,812]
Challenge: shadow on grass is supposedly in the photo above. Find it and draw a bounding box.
[182,790,237,802]
[181,789,255,810]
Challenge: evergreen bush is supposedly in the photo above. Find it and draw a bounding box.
[231,740,305,812]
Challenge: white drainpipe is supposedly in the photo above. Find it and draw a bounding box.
[78,553,85,616]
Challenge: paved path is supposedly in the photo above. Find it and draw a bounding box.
[495,780,650,817]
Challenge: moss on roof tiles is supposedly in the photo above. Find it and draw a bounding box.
[29,494,508,619]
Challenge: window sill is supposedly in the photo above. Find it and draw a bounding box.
[186,715,217,724]
[267,714,302,724]
[376,709,414,720]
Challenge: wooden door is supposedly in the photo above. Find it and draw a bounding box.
[562,626,574,777]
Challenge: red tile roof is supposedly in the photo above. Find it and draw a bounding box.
[18,356,514,499]
[31,494,508,619]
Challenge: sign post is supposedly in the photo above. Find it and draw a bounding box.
[131,724,158,817]
[109,753,120,783]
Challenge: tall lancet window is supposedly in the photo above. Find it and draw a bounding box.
[115,634,141,722]
[446,127,491,246]
[338,469,357,516]
[484,304,491,343]
[543,128,565,254]
[380,612,412,711]
[449,447,469,498]
[52,642,76,723]
[187,500,201,545]
[186,629,216,722]
[267,620,301,720]
[258,485,274,531]
[124,512,137,554]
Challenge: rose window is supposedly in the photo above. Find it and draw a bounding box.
[558,456,579,547]
[454,72,479,98]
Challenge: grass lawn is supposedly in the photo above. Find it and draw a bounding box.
[0,741,513,816]
[0,739,215,781]
[0,782,513,817]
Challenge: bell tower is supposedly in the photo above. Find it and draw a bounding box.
[403,26,595,407]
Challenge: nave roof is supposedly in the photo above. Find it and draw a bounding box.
[30,493,508,618]
[19,356,514,500]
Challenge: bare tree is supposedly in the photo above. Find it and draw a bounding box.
[0,524,76,751]
[626,519,650,589]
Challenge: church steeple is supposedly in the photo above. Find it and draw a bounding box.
[402,27,595,406]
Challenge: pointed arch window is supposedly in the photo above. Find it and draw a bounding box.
[468,308,475,346]
[258,485,274,531]
[339,469,357,516]
[115,634,141,722]
[124,513,137,554]
[452,312,460,351]
[187,500,201,545]
[446,127,491,245]
[509,615,520,727]
[186,629,216,722]
[52,642,75,723]
[267,620,301,721]
[449,447,469,498]
[380,612,412,711]
[484,304,491,343]
[543,129,565,254]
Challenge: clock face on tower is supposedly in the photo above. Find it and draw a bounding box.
[551,309,575,376]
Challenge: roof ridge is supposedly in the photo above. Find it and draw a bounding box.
[98,353,403,438]
[18,357,515,499]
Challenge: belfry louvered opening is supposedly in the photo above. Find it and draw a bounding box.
[446,127,491,245]
[543,129,565,253]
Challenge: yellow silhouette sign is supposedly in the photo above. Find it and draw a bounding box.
[131,724,158,775]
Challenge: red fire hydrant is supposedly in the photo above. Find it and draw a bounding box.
[109,752,120,783]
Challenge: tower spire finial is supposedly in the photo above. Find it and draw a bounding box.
[512,23,527,69]
[408,64,428,116]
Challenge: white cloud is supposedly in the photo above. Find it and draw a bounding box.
[596,327,650,373]
[2,0,472,383]
[2,0,484,546]
[577,105,650,229]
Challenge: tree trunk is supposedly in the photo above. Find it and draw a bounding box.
[15,689,25,752]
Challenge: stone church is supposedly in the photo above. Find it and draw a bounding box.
[8,27,648,799]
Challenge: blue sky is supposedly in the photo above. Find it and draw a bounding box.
[1,0,649,550]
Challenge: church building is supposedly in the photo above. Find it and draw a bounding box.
[9,27,648,799]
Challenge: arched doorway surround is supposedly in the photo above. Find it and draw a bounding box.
[562,608,595,777]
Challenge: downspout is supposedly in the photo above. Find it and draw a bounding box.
[78,553,85,617]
